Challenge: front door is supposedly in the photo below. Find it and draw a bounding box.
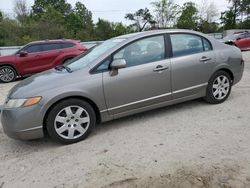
[103,35,172,115]
[17,44,44,74]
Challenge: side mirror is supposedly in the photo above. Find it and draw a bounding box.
[19,51,28,57]
[109,59,127,76]
[110,59,127,70]
[236,37,242,41]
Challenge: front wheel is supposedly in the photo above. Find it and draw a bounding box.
[46,99,96,144]
[204,71,232,104]
[0,66,17,83]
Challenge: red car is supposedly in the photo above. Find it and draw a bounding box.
[223,31,250,51]
[0,40,87,83]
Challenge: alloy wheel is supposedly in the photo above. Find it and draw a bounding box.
[54,106,90,140]
[212,75,230,100]
[0,67,15,82]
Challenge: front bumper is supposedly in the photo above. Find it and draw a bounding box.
[0,105,44,140]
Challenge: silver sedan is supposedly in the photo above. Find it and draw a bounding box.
[0,29,244,144]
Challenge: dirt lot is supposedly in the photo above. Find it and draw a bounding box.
[0,52,250,188]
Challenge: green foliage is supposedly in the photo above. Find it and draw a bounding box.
[221,9,236,30]
[0,11,3,22]
[0,1,133,46]
[221,0,250,29]
[177,2,198,29]
[32,0,72,16]
[125,8,155,31]
[94,19,133,40]
[0,19,23,46]
[198,21,219,33]
[94,19,114,40]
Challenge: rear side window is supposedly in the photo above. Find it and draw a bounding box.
[42,43,62,51]
[25,45,42,53]
[203,38,212,51]
[170,34,212,57]
[61,42,75,49]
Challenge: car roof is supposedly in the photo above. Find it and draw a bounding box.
[115,29,208,40]
[28,39,79,45]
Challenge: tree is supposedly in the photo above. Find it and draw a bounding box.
[65,2,94,40]
[36,6,66,40]
[240,0,250,20]
[32,0,72,17]
[198,0,219,33]
[228,0,241,28]
[198,20,219,33]
[14,0,29,23]
[125,8,155,31]
[199,1,219,23]
[0,11,3,22]
[151,0,180,28]
[221,8,237,29]
[177,2,198,29]
[94,19,131,40]
[94,19,114,40]
[113,23,132,37]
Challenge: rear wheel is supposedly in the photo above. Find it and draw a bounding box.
[0,66,17,83]
[46,99,96,144]
[204,71,232,104]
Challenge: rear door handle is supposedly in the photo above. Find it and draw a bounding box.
[153,65,169,72]
[200,56,211,62]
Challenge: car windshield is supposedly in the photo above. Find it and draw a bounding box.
[67,38,126,71]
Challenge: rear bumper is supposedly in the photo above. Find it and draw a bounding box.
[233,59,244,85]
[0,105,44,141]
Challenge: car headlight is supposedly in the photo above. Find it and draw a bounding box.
[5,97,42,108]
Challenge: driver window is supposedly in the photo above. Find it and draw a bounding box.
[25,45,42,53]
[113,35,165,67]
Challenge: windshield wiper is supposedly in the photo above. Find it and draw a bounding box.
[55,65,73,73]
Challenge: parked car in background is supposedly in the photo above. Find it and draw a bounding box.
[222,31,250,51]
[0,40,87,83]
[0,29,244,144]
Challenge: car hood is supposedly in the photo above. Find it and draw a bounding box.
[8,67,90,99]
[0,54,16,62]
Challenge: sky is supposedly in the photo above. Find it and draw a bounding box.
[0,0,229,23]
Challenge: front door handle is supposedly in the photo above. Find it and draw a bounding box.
[200,56,211,62]
[153,65,169,72]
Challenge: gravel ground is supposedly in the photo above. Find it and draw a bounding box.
[0,52,250,188]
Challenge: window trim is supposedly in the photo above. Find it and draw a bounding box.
[40,43,63,52]
[61,42,76,49]
[168,32,213,58]
[90,34,169,74]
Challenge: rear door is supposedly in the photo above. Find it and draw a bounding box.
[169,33,215,99]
[102,35,172,115]
[40,43,62,69]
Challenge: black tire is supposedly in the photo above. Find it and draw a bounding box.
[204,71,232,104]
[0,66,17,83]
[46,99,96,144]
